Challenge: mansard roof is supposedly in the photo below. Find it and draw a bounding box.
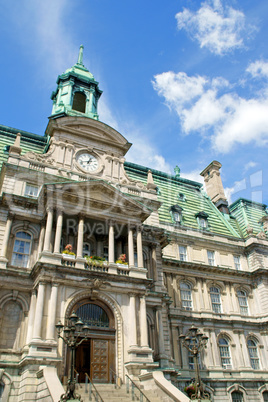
[0,124,48,170]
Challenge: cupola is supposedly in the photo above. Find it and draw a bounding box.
[50,45,102,120]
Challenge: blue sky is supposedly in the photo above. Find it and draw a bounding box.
[0,0,268,205]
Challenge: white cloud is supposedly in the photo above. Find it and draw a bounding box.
[175,0,249,55]
[243,161,257,173]
[182,169,203,184]
[152,69,268,153]
[225,178,246,203]
[247,60,268,78]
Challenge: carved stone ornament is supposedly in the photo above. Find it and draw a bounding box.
[23,151,55,165]
[257,231,266,239]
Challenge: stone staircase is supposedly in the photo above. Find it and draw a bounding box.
[75,382,166,402]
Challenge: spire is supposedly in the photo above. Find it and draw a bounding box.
[77,45,84,66]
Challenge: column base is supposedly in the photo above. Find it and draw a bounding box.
[0,257,8,269]
[28,339,58,358]
[127,346,154,363]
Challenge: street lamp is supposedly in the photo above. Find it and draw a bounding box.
[179,325,210,401]
[56,312,91,401]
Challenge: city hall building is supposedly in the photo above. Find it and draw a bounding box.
[0,47,268,401]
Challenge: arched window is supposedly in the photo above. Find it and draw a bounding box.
[263,391,268,402]
[237,290,249,315]
[247,339,260,369]
[76,303,109,328]
[11,231,32,267]
[231,391,244,401]
[72,92,86,113]
[210,286,221,313]
[0,301,23,349]
[180,282,192,310]
[219,337,231,368]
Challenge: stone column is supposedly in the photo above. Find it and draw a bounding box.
[155,307,166,356]
[137,226,144,268]
[26,290,37,344]
[37,222,46,255]
[239,331,251,368]
[128,294,137,347]
[203,280,210,310]
[128,226,135,267]
[77,216,84,258]
[108,221,115,264]
[171,324,180,366]
[197,279,205,311]
[230,284,239,312]
[151,245,158,282]
[1,214,13,258]
[139,295,148,347]
[43,207,53,252]
[54,210,63,253]
[210,330,222,367]
[46,283,59,341]
[32,282,46,340]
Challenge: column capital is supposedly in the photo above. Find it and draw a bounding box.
[78,213,85,220]
[7,212,15,220]
[108,219,116,226]
[51,281,59,287]
[46,205,53,213]
[136,224,143,232]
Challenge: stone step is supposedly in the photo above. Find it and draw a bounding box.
[75,383,165,402]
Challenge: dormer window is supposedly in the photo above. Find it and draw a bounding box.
[178,192,186,201]
[170,205,183,224]
[72,91,86,113]
[195,211,209,229]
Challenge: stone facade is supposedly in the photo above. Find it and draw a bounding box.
[0,50,268,402]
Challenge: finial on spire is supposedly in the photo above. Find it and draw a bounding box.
[77,45,84,65]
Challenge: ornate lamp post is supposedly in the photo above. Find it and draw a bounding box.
[179,325,210,401]
[56,312,91,401]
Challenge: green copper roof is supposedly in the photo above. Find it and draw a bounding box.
[124,161,240,238]
[229,198,268,237]
[0,124,48,170]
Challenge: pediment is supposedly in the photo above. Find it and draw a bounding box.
[46,116,132,156]
[48,179,153,222]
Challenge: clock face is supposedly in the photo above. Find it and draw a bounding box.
[77,153,99,172]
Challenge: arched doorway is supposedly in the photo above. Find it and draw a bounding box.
[69,299,115,383]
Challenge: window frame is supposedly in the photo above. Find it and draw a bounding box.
[24,183,39,198]
[179,245,187,262]
[179,282,193,311]
[11,231,32,268]
[247,338,260,370]
[210,286,222,313]
[234,255,241,270]
[207,250,215,266]
[218,336,232,369]
[195,211,209,230]
[237,290,249,315]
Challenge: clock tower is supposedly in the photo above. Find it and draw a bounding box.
[50,45,102,120]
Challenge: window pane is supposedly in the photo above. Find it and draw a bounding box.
[247,339,260,369]
[210,287,221,313]
[12,232,31,268]
[234,256,241,270]
[219,338,231,367]
[179,246,187,261]
[207,250,215,266]
[25,184,38,197]
[180,282,192,310]
[232,391,243,402]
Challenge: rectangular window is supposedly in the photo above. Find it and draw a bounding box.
[234,255,241,270]
[179,246,187,261]
[207,250,215,266]
[24,183,39,197]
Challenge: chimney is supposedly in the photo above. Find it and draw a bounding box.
[200,161,229,213]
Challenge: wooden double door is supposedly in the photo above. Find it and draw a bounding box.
[75,336,115,383]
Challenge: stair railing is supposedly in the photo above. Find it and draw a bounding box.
[85,373,104,402]
[109,368,122,389]
[125,374,151,402]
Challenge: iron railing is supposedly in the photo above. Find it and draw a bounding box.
[84,373,104,402]
[125,374,151,402]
